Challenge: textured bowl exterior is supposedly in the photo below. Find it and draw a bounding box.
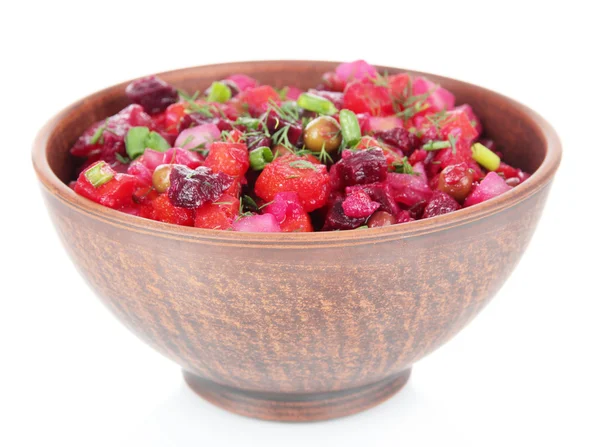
[33,61,561,420]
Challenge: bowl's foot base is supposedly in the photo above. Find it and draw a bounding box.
[183,368,411,422]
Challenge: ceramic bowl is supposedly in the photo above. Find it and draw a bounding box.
[32,61,561,421]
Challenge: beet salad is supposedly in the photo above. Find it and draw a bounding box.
[69,60,529,232]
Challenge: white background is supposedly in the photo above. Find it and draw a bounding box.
[1,1,599,446]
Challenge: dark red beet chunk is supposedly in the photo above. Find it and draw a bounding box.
[422,191,461,219]
[342,190,380,218]
[168,165,234,209]
[247,134,272,151]
[346,182,399,216]
[374,127,419,155]
[70,104,152,162]
[331,148,387,189]
[125,76,178,115]
[265,110,303,146]
[322,198,367,231]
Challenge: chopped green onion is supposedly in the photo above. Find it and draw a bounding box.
[339,109,362,146]
[145,131,170,152]
[297,93,337,115]
[207,81,232,103]
[471,142,500,171]
[125,127,150,159]
[249,146,273,171]
[115,153,130,164]
[423,140,451,151]
[235,116,261,130]
[84,161,114,188]
[89,121,107,145]
[125,126,170,159]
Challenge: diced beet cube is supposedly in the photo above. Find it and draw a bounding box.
[330,148,388,189]
[412,76,455,113]
[283,86,303,100]
[453,104,482,136]
[408,149,428,165]
[163,103,188,133]
[70,104,152,160]
[396,209,413,223]
[342,190,380,218]
[232,213,281,232]
[464,172,512,207]
[255,155,330,212]
[422,191,461,219]
[373,127,420,154]
[386,163,433,207]
[168,165,234,209]
[194,194,240,229]
[335,60,377,83]
[236,86,280,117]
[161,148,202,169]
[174,123,221,151]
[125,76,178,115]
[74,162,138,209]
[143,194,194,226]
[497,162,521,179]
[204,142,249,179]
[226,74,259,92]
[264,109,303,146]
[323,198,367,231]
[343,80,394,116]
[321,71,346,92]
[388,73,411,103]
[367,116,403,133]
[263,192,313,232]
[127,161,152,186]
[345,182,399,216]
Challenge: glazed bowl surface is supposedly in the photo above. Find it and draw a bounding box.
[32,60,561,421]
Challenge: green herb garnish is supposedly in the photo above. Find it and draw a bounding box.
[289,160,318,170]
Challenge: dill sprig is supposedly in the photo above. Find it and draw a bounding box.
[288,160,318,171]
[177,88,214,117]
[271,124,293,149]
[318,142,333,164]
[392,156,417,175]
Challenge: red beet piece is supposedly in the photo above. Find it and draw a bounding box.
[264,109,303,146]
[422,191,461,219]
[204,142,250,179]
[125,76,178,115]
[168,165,234,209]
[236,86,280,117]
[323,198,367,231]
[373,127,419,155]
[145,194,194,226]
[263,192,313,232]
[343,79,394,116]
[346,182,399,216]
[70,104,152,160]
[330,148,388,189]
[464,172,512,207]
[74,162,138,209]
[386,165,432,207]
[194,194,240,229]
[254,155,330,212]
[342,190,380,218]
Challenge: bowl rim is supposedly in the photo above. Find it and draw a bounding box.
[32,60,562,246]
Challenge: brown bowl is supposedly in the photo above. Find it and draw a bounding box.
[32,61,561,422]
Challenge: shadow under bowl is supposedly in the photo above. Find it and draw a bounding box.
[32,61,561,421]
